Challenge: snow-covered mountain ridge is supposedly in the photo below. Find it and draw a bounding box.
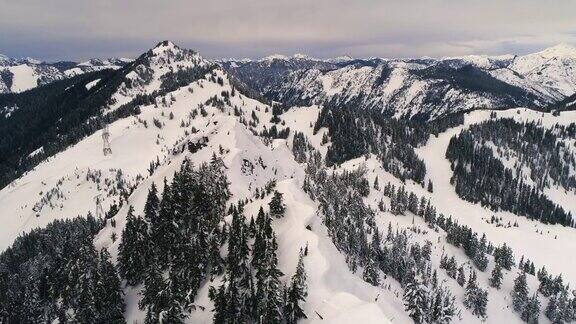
[1,41,576,324]
[222,43,576,120]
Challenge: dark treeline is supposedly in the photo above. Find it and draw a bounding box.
[119,156,308,323]
[0,215,125,323]
[446,121,573,226]
[313,105,428,184]
[463,117,576,191]
[423,111,466,137]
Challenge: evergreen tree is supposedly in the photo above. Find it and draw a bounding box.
[363,249,380,286]
[262,237,284,324]
[152,179,177,268]
[522,293,540,323]
[269,191,286,218]
[213,210,251,323]
[463,271,487,319]
[118,205,150,286]
[74,244,100,322]
[457,266,466,287]
[403,280,428,323]
[428,286,457,323]
[545,293,560,323]
[489,263,503,289]
[94,249,126,323]
[209,284,228,324]
[140,256,174,324]
[144,183,160,223]
[285,250,308,324]
[494,243,515,270]
[512,272,529,313]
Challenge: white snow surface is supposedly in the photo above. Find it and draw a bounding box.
[6,64,39,92]
[85,78,100,90]
[1,53,576,323]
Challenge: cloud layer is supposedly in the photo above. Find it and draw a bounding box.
[1,0,575,61]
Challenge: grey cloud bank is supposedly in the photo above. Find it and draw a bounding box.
[1,0,575,61]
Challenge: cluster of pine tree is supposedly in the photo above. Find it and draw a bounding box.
[381,181,437,222]
[465,118,576,192]
[462,271,488,319]
[379,179,576,323]
[0,215,125,323]
[512,267,576,323]
[119,156,307,323]
[423,111,466,137]
[518,256,536,276]
[536,266,576,323]
[402,274,459,323]
[119,156,231,322]
[511,272,541,323]
[313,105,428,184]
[446,129,573,226]
[209,206,307,324]
[301,148,459,322]
[380,180,495,274]
[159,65,216,94]
[259,124,290,139]
[439,251,490,318]
[292,131,314,164]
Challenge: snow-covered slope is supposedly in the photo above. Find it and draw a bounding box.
[0,61,63,93]
[0,54,131,93]
[509,44,576,97]
[0,63,400,323]
[2,42,576,323]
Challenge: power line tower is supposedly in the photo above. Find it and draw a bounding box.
[102,124,112,156]
[94,194,105,219]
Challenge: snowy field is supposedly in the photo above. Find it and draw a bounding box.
[1,44,575,324]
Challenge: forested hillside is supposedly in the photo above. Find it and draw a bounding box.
[1,42,576,324]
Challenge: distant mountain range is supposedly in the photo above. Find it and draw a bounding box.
[0,54,131,93]
[221,43,576,120]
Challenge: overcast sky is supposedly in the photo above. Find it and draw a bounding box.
[1,0,576,62]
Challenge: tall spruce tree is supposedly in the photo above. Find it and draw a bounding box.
[144,183,160,223]
[94,249,126,323]
[269,191,286,218]
[463,271,487,319]
[512,272,529,313]
[489,263,503,289]
[522,293,540,323]
[118,205,150,286]
[262,236,284,324]
[284,249,308,324]
[403,280,428,323]
[139,256,170,324]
